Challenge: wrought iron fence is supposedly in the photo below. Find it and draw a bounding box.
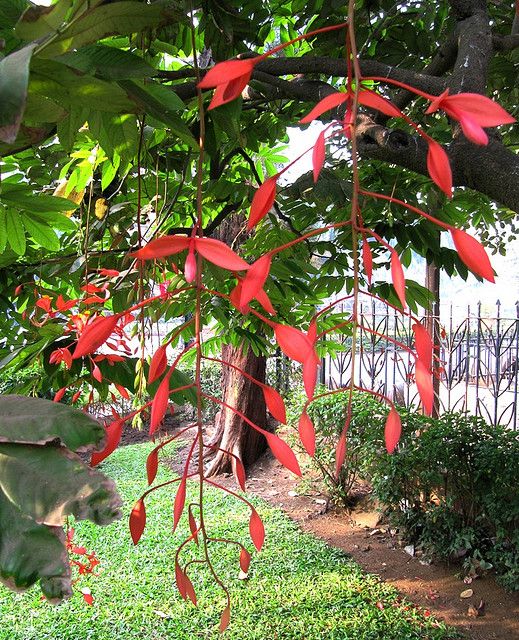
[321,300,519,430]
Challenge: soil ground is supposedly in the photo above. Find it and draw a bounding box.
[118,419,519,640]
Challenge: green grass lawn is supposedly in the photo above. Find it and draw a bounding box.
[0,443,458,640]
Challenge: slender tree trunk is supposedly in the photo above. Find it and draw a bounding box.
[205,343,267,476]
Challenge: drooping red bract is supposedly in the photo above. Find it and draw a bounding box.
[53,387,67,403]
[427,140,452,197]
[149,371,171,435]
[390,250,406,308]
[262,384,287,424]
[73,313,121,359]
[175,560,187,599]
[195,237,249,271]
[146,447,159,485]
[412,322,433,369]
[274,323,313,363]
[91,419,124,466]
[173,476,187,531]
[415,359,434,415]
[298,412,316,457]
[335,430,347,478]
[219,605,231,633]
[183,573,197,606]
[249,508,265,551]
[312,130,326,183]
[302,350,319,400]
[148,344,168,384]
[248,175,278,230]
[188,509,199,544]
[240,547,251,573]
[233,456,247,491]
[240,254,271,309]
[92,364,103,383]
[358,89,402,118]
[114,383,130,400]
[198,60,256,105]
[384,407,402,454]
[131,235,190,260]
[184,249,197,282]
[362,236,373,285]
[265,432,301,476]
[451,228,494,282]
[129,498,146,545]
[300,92,348,124]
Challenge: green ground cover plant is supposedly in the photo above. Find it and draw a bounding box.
[0,443,457,640]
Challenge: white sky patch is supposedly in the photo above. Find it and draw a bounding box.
[280,123,326,184]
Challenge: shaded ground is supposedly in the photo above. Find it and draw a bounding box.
[120,419,519,640]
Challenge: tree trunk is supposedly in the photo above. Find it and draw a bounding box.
[205,343,267,476]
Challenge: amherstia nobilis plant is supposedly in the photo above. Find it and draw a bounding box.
[1,0,515,631]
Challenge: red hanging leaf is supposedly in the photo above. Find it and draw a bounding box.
[130,236,190,260]
[427,140,452,197]
[358,89,402,118]
[390,250,406,309]
[72,389,82,403]
[91,419,123,466]
[249,508,265,551]
[198,59,255,89]
[148,344,168,384]
[240,547,251,573]
[248,175,277,230]
[114,383,130,400]
[233,457,247,491]
[149,371,171,435]
[82,589,94,606]
[300,92,349,124]
[129,498,146,545]
[56,294,77,311]
[175,560,187,600]
[362,236,373,285]
[384,407,402,454]
[195,237,249,271]
[240,254,271,309]
[189,508,199,544]
[73,314,121,359]
[146,448,159,485]
[335,430,347,478]
[219,605,231,633]
[92,364,103,383]
[430,92,516,127]
[312,130,326,183]
[298,412,316,457]
[184,249,197,282]
[53,387,67,403]
[274,323,313,363]
[98,268,120,277]
[36,296,52,313]
[173,476,187,531]
[265,432,301,476]
[302,351,319,400]
[183,573,197,606]
[412,322,433,369]
[415,359,434,415]
[451,228,494,282]
[262,385,287,424]
[254,287,276,315]
[209,73,250,109]
[229,281,249,314]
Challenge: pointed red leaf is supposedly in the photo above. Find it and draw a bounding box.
[415,359,434,415]
[233,457,246,491]
[413,322,433,369]
[82,591,94,606]
[175,560,187,599]
[72,389,82,403]
[274,323,313,363]
[92,364,103,383]
[335,430,347,478]
[229,281,249,314]
[240,547,251,573]
[173,476,186,531]
[91,419,123,466]
[358,89,402,118]
[146,448,159,485]
[300,92,349,124]
[240,254,271,309]
[184,249,197,282]
[149,344,168,384]
[451,228,494,282]
[73,314,120,359]
[209,73,250,109]
[440,93,515,127]
[219,605,231,633]
[150,371,171,435]
[195,237,249,271]
[384,407,402,454]
[307,319,318,344]
[131,236,190,260]
[458,115,488,145]
[248,175,277,230]
[262,385,286,424]
[265,432,301,476]
[302,351,319,400]
[188,508,199,544]
[390,250,406,309]
[255,287,276,315]
[183,573,197,606]
[362,236,373,285]
[312,130,326,183]
[198,59,255,89]
[249,508,265,551]
[298,412,316,457]
[53,387,66,403]
[129,498,146,545]
[114,383,130,400]
[427,140,452,197]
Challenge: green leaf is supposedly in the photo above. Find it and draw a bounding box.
[56,44,156,80]
[0,208,6,253]
[39,1,177,59]
[21,213,60,251]
[119,79,198,149]
[1,186,80,213]
[14,0,73,40]
[0,44,36,144]
[56,106,89,153]
[4,209,26,255]
[89,112,139,164]
[101,154,120,191]
[29,210,77,232]
[0,395,106,452]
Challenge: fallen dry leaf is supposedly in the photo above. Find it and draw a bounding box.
[460,588,474,599]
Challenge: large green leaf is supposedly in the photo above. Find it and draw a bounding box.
[14,0,73,40]
[1,185,79,213]
[0,44,36,144]
[22,213,60,251]
[0,395,105,451]
[39,1,177,59]
[57,44,156,80]
[4,209,25,255]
